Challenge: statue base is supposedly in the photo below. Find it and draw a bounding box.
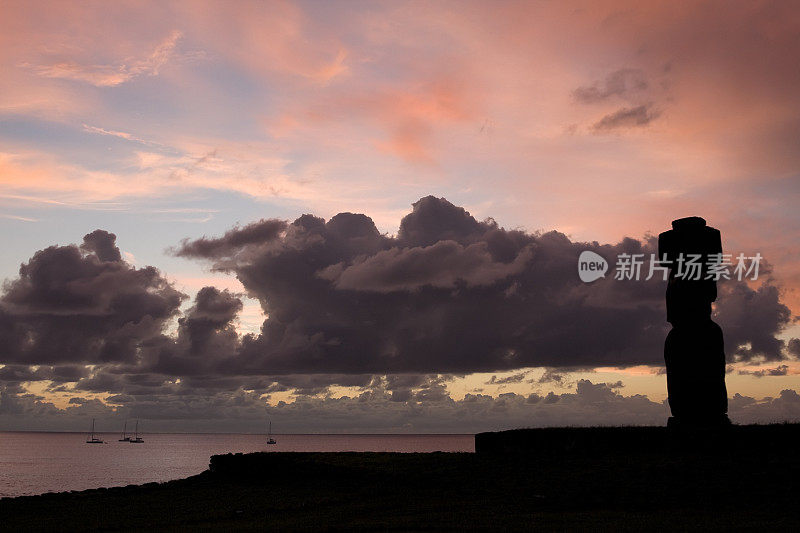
[667,415,731,430]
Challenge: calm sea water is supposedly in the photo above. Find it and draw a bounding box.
[0,432,474,498]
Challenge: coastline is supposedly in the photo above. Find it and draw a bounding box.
[2,425,799,531]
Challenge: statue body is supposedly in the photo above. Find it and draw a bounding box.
[658,217,729,426]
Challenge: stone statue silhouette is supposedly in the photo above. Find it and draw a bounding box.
[658,217,730,427]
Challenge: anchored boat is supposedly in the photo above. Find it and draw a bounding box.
[119,419,131,442]
[86,418,104,444]
[130,419,144,443]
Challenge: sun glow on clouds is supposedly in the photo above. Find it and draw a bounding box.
[3,0,795,239]
[21,30,183,88]
[1,1,800,429]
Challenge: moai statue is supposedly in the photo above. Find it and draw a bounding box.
[658,217,729,427]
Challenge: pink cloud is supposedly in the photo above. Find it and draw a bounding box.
[1,0,799,316]
[174,0,349,83]
[21,30,181,87]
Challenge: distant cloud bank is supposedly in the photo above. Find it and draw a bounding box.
[0,197,797,430]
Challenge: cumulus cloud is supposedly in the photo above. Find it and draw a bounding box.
[0,197,796,429]
[0,230,184,365]
[80,229,123,262]
[172,197,663,373]
[729,389,800,425]
[174,219,287,261]
[0,196,793,381]
[789,339,800,357]
[715,281,792,361]
[319,240,534,292]
[172,196,790,374]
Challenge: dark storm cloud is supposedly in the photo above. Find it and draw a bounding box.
[0,365,40,382]
[788,338,800,358]
[104,286,248,379]
[319,240,534,292]
[173,287,242,361]
[0,364,89,384]
[173,219,287,261]
[714,281,791,361]
[0,194,793,420]
[591,104,660,132]
[396,195,484,247]
[174,196,668,373]
[80,229,122,262]
[0,231,185,365]
[0,196,795,418]
[573,68,648,103]
[171,195,792,375]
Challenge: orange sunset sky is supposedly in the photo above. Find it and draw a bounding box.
[1,0,799,432]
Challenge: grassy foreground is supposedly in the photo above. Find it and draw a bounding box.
[2,425,800,531]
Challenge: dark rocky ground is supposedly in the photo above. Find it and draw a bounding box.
[2,424,799,531]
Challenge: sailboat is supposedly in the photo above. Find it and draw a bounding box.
[86,418,104,444]
[267,420,276,445]
[129,419,144,443]
[119,419,131,442]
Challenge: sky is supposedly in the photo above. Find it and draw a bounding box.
[1,0,799,433]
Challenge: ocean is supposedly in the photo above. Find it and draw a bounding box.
[0,432,474,498]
